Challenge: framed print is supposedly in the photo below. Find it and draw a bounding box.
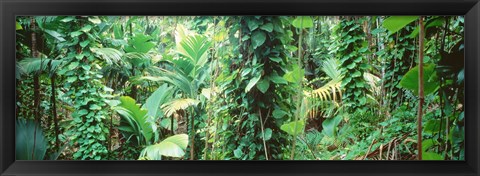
[1,0,479,176]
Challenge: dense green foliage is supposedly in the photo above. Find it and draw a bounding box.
[15,16,464,160]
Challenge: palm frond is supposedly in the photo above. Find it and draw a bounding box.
[16,119,47,160]
[18,58,64,76]
[161,98,200,117]
[177,35,212,66]
[124,52,151,67]
[135,68,194,97]
[91,47,125,66]
[321,58,343,81]
[308,80,342,102]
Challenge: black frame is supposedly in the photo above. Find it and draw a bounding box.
[1,0,479,176]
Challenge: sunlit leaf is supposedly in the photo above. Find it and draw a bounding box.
[139,134,189,160]
[280,120,305,136]
[399,64,439,96]
[383,16,419,35]
[292,16,314,28]
[245,75,261,93]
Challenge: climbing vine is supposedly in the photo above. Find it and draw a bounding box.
[57,16,110,160]
[335,18,370,112]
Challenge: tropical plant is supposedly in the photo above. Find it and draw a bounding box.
[16,119,47,160]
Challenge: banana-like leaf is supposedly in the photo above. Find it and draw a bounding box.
[139,134,189,160]
[16,119,47,160]
[142,83,174,121]
[114,96,154,145]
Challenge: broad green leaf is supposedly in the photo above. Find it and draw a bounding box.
[292,16,314,28]
[256,78,270,93]
[280,120,305,136]
[70,31,82,37]
[269,57,282,63]
[260,23,273,32]
[251,30,266,49]
[115,96,153,145]
[283,65,304,83]
[139,134,189,160]
[61,16,75,23]
[383,16,419,35]
[322,115,342,137]
[80,40,90,48]
[269,75,288,84]
[263,128,272,141]
[142,84,173,119]
[234,148,243,159]
[422,140,437,152]
[16,22,23,30]
[245,75,261,93]
[247,19,259,31]
[66,76,77,83]
[68,62,79,70]
[88,17,102,24]
[423,152,444,160]
[399,64,439,96]
[272,109,288,119]
[80,25,93,33]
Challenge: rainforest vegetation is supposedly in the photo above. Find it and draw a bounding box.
[15,16,464,160]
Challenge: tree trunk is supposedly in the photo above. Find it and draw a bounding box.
[417,16,425,160]
[190,108,195,160]
[31,17,40,159]
[50,74,60,149]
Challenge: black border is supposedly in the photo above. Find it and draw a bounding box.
[1,0,479,176]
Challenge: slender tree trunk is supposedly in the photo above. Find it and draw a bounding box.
[31,17,40,159]
[50,74,60,149]
[417,16,425,160]
[16,44,22,120]
[190,108,195,160]
[128,18,137,100]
